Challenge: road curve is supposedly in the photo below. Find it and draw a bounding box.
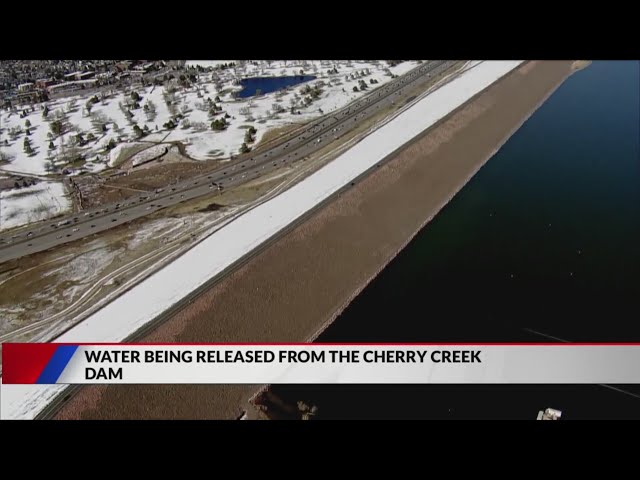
[0,61,455,264]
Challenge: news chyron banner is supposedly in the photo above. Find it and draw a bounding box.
[3,343,640,385]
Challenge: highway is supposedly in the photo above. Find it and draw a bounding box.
[0,60,455,264]
[32,60,470,419]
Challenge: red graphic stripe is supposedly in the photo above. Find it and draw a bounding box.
[2,343,60,384]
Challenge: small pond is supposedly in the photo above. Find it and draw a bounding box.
[237,75,317,98]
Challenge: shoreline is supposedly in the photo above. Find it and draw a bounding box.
[51,61,578,420]
[249,61,582,409]
[307,66,558,343]
[310,61,580,344]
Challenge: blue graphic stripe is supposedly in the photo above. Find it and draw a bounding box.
[36,345,79,384]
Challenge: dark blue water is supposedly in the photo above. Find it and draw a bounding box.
[238,75,317,98]
[272,61,640,419]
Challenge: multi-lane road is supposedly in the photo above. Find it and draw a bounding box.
[0,60,455,264]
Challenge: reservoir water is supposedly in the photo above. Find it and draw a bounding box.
[272,61,640,419]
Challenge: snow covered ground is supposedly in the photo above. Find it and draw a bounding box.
[0,61,418,175]
[0,61,524,420]
[107,142,131,167]
[131,144,168,167]
[159,60,419,161]
[0,181,71,231]
[0,97,112,176]
[0,60,419,231]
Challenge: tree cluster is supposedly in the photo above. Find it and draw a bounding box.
[244,126,257,143]
[209,103,223,116]
[50,120,63,137]
[133,124,145,138]
[23,136,33,155]
[211,117,227,131]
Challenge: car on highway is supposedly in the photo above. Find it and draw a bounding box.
[72,228,79,232]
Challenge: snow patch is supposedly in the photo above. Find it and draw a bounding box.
[0,181,71,231]
[107,142,128,167]
[131,144,169,167]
